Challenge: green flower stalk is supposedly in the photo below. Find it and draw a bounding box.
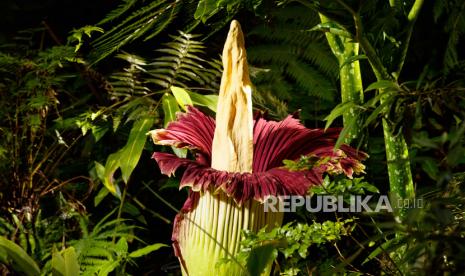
[150,21,367,275]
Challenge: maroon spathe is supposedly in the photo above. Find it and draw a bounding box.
[152,106,367,204]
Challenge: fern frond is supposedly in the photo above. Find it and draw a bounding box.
[90,0,181,63]
[109,53,150,99]
[245,5,338,121]
[299,42,339,78]
[98,0,139,25]
[70,215,137,276]
[146,31,219,90]
[252,88,288,120]
[286,59,335,101]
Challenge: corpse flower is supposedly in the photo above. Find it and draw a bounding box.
[150,20,367,275]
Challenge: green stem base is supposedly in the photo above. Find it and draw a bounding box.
[177,191,283,276]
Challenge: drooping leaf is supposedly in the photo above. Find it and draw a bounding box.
[170,86,193,111]
[0,236,40,276]
[103,150,123,196]
[120,117,154,183]
[128,243,167,258]
[162,93,180,127]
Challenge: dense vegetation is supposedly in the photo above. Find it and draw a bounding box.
[1,0,465,275]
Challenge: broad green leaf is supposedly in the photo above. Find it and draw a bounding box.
[0,236,40,276]
[129,243,167,258]
[120,117,154,183]
[188,91,218,112]
[0,247,7,263]
[52,247,80,276]
[102,117,153,193]
[364,80,398,92]
[324,101,358,130]
[162,93,180,127]
[94,161,105,181]
[103,150,122,196]
[170,86,193,111]
[246,244,277,276]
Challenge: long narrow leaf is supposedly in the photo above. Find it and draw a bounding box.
[0,236,40,276]
[128,243,167,258]
[120,117,154,183]
[162,93,180,127]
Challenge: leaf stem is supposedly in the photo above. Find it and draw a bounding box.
[114,184,128,243]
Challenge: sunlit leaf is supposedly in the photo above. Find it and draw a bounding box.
[0,236,40,276]
[103,150,122,196]
[188,91,218,112]
[120,117,154,183]
[52,247,80,276]
[162,93,180,127]
[170,86,193,111]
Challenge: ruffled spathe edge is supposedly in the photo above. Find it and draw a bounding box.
[153,147,366,204]
[150,106,367,174]
[153,152,326,204]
